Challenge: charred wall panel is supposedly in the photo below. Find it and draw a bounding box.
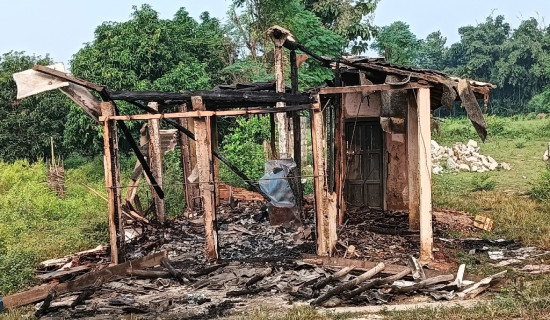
[385,132,409,210]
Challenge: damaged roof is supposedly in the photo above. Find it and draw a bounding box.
[332,56,495,141]
[336,56,495,110]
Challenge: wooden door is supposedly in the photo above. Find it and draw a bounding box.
[344,119,384,208]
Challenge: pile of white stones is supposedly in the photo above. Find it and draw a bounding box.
[431,139,511,174]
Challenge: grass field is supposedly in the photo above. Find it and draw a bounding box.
[3,116,550,319]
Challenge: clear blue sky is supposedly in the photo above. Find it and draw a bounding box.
[0,0,548,65]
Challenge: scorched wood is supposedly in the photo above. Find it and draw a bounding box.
[108,90,313,106]
[1,251,167,309]
[311,262,385,306]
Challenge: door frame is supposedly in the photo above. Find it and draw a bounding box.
[343,117,386,209]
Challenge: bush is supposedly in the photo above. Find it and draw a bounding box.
[220,116,270,188]
[0,250,39,295]
[472,173,496,191]
[0,160,108,295]
[515,138,526,149]
[530,169,550,200]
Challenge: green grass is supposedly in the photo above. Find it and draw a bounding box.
[0,159,108,295]
[4,116,550,319]
[225,306,361,320]
[384,116,550,319]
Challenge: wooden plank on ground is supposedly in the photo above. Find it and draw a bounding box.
[301,255,444,278]
[2,251,167,309]
[36,265,90,281]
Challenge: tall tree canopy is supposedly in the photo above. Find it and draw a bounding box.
[370,21,420,66]
[371,15,550,115]
[68,4,233,155]
[227,0,378,87]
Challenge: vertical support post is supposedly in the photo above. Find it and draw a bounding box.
[408,89,433,261]
[311,100,338,256]
[147,102,165,225]
[211,117,221,206]
[290,50,303,212]
[333,66,345,225]
[269,114,278,159]
[271,31,290,158]
[407,93,420,231]
[311,102,327,255]
[192,96,218,260]
[101,101,125,264]
[417,88,434,262]
[178,103,199,214]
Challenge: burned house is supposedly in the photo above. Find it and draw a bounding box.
[3,25,495,314]
[312,56,494,261]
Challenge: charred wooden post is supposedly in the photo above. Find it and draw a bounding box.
[290,50,303,212]
[178,103,199,214]
[408,89,433,261]
[147,102,166,225]
[333,66,345,225]
[311,99,338,256]
[269,114,278,159]
[211,117,221,206]
[192,96,218,260]
[101,101,125,264]
[268,26,293,158]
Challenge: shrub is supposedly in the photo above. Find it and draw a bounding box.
[530,169,550,200]
[472,173,496,191]
[0,250,39,295]
[515,138,526,149]
[220,116,270,188]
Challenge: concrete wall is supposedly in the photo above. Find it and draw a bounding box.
[343,92,381,118]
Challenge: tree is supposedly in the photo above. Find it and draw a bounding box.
[304,0,379,54]
[228,0,366,87]
[0,52,71,162]
[445,15,510,81]
[416,31,447,70]
[496,18,550,112]
[370,21,420,66]
[68,4,233,155]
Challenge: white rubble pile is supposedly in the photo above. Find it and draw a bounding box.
[431,139,511,174]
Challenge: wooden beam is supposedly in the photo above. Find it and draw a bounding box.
[302,255,444,278]
[147,102,165,225]
[33,65,107,98]
[178,104,199,214]
[417,88,434,262]
[2,251,167,309]
[124,161,142,207]
[108,90,313,105]
[319,83,432,95]
[192,96,218,260]
[101,101,124,264]
[98,104,313,121]
[59,84,101,122]
[407,93,420,231]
